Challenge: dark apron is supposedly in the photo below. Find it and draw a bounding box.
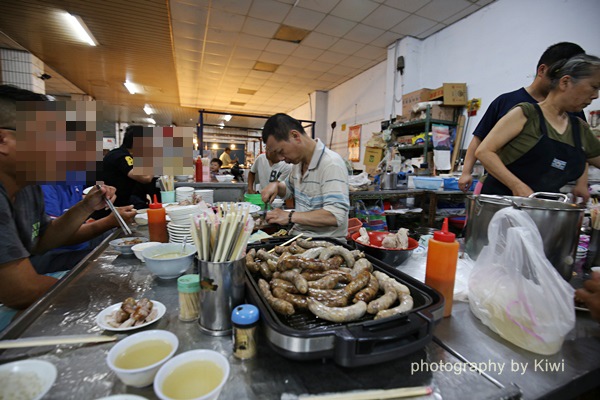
[482,104,585,196]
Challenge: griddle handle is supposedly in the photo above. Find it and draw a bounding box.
[333,313,433,367]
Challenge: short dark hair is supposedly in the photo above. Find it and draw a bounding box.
[262,113,305,143]
[121,125,144,149]
[211,158,223,167]
[0,85,48,130]
[537,42,585,70]
[224,147,231,152]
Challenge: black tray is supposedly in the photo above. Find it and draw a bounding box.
[245,237,444,367]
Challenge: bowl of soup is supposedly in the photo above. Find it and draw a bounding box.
[142,243,197,279]
[106,330,178,388]
[153,349,230,400]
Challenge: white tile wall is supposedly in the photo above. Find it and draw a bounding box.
[0,49,45,94]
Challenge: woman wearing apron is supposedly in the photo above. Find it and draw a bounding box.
[477,54,600,197]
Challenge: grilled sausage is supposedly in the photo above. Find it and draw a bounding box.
[299,247,325,259]
[353,273,379,303]
[272,287,309,310]
[278,255,339,272]
[374,294,414,320]
[257,248,279,262]
[351,258,372,277]
[266,259,278,272]
[366,279,398,314]
[297,238,334,249]
[245,248,259,273]
[351,250,365,260]
[258,279,295,316]
[273,245,288,254]
[342,270,371,298]
[307,274,341,290]
[270,278,299,293]
[273,269,308,294]
[306,288,349,307]
[307,298,367,323]
[258,261,272,279]
[319,245,355,268]
[288,243,306,254]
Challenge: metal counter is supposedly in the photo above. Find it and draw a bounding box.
[0,227,524,399]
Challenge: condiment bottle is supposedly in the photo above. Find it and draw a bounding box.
[425,218,459,317]
[231,304,259,359]
[178,274,200,321]
[147,194,168,243]
[195,156,203,182]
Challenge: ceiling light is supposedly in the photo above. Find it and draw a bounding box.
[143,104,154,115]
[223,114,232,122]
[65,13,99,46]
[230,101,246,106]
[148,118,156,125]
[231,144,236,149]
[212,144,219,149]
[273,24,310,44]
[253,61,279,73]
[124,80,137,94]
[237,88,257,95]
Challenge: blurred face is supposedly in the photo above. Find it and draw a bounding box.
[564,70,600,112]
[210,161,220,172]
[265,131,302,164]
[16,105,101,184]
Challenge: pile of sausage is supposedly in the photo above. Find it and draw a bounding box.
[246,238,414,323]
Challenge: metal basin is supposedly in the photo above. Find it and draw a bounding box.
[464,193,584,281]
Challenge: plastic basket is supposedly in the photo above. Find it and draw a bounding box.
[413,177,443,190]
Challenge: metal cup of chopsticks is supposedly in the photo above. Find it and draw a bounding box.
[96,184,132,235]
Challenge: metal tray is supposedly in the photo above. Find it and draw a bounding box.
[245,238,444,367]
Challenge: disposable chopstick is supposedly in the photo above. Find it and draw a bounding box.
[297,386,432,400]
[190,215,203,260]
[0,334,118,349]
[96,185,132,235]
[268,233,304,253]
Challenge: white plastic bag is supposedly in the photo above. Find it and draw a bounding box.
[468,208,575,355]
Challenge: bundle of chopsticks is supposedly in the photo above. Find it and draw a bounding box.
[158,175,174,192]
[189,202,255,262]
[590,200,600,230]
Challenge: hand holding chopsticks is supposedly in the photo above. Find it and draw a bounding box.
[96,184,132,235]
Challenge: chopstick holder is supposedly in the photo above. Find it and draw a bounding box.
[96,185,132,235]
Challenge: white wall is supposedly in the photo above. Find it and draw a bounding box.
[391,0,600,148]
[290,0,600,166]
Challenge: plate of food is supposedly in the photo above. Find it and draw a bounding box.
[0,359,57,400]
[96,298,166,331]
[109,237,149,254]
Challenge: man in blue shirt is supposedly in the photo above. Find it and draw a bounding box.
[458,42,588,198]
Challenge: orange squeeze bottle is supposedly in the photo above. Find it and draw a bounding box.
[425,218,459,317]
[147,194,168,243]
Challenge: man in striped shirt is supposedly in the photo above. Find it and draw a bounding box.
[261,113,349,239]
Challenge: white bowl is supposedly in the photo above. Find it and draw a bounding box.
[153,350,230,400]
[175,186,194,192]
[0,359,57,400]
[132,242,162,262]
[142,243,197,279]
[106,330,178,388]
[215,175,234,183]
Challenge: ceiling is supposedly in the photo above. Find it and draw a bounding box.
[0,0,494,130]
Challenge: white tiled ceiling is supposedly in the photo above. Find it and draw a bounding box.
[0,0,494,128]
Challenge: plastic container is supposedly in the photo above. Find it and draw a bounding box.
[413,176,443,190]
[346,218,363,239]
[425,218,459,317]
[178,274,200,321]
[244,193,265,211]
[231,304,259,360]
[443,177,478,191]
[148,195,168,243]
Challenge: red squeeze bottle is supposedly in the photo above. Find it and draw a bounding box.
[425,218,459,317]
[148,194,168,243]
[195,157,203,182]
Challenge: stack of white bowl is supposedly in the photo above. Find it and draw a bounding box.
[165,204,202,244]
[175,186,194,204]
[193,189,214,205]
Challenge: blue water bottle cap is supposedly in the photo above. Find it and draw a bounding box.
[231,304,259,325]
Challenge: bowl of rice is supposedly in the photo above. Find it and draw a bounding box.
[0,359,57,400]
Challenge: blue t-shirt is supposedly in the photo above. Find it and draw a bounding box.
[41,184,88,251]
[473,87,586,140]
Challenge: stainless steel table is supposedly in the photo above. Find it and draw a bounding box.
[0,229,535,399]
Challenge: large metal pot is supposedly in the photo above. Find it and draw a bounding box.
[465,193,584,281]
[381,171,398,190]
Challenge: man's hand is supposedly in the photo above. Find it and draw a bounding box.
[458,173,473,193]
[575,272,600,322]
[265,208,291,225]
[111,205,136,227]
[261,182,280,204]
[572,181,590,204]
[82,185,117,213]
[511,182,534,198]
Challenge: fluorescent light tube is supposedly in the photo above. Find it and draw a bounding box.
[143,104,154,115]
[148,118,156,125]
[66,13,99,46]
[223,114,232,122]
[124,80,136,94]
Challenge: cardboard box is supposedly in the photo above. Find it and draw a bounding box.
[364,146,385,167]
[402,88,431,116]
[429,83,467,105]
[410,105,457,121]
